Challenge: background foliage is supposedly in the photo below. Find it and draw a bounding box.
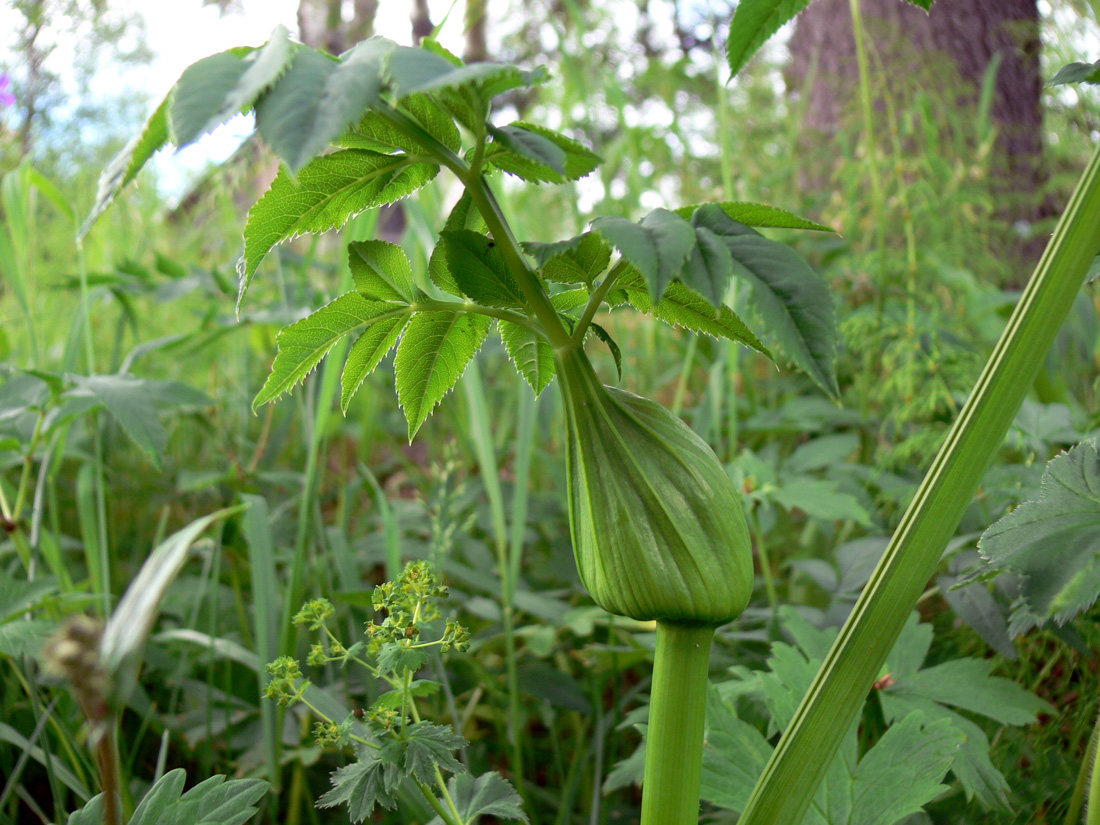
[2,1,1100,824]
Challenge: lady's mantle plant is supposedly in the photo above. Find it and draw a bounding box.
[83,27,838,825]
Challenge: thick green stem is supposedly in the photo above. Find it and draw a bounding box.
[640,622,714,825]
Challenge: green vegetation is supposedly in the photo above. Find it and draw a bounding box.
[3,2,1100,824]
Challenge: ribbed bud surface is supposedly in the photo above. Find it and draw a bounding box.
[556,347,753,624]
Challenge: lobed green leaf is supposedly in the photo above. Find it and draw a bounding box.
[317,746,401,819]
[976,439,1100,633]
[427,772,528,825]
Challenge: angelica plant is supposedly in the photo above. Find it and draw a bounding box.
[83,21,840,825]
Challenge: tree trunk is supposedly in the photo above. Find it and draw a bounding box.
[786,0,1047,277]
[297,0,379,53]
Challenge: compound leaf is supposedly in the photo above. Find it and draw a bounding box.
[169,26,293,148]
[675,201,834,233]
[253,293,403,409]
[128,768,187,825]
[256,42,388,173]
[394,312,491,439]
[592,209,696,302]
[722,232,837,398]
[341,315,409,413]
[847,712,963,825]
[238,150,438,305]
[486,122,601,183]
[726,1,813,79]
[80,95,170,239]
[620,276,770,357]
[1050,59,1100,86]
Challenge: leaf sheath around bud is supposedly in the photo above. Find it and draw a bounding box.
[556,346,753,624]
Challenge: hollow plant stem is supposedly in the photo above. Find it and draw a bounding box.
[640,621,715,825]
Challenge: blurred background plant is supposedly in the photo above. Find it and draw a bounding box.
[1,1,1099,823]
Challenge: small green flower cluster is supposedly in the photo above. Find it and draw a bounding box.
[364,560,469,657]
[263,561,470,749]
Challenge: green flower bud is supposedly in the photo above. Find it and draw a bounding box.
[556,347,753,624]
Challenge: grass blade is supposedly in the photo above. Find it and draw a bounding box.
[738,139,1100,825]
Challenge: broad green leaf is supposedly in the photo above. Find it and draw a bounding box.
[80,94,170,240]
[526,232,612,284]
[100,507,242,707]
[339,94,461,155]
[385,45,546,102]
[427,772,528,825]
[72,374,167,468]
[847,712,963,825]
[551,289,591,311]
[726,1,813,79]
[238,150,438,305]
[621,276,770,357]
[676,201,834,233]
[500,321,554,396]
[680,224,735,308]
[341,316,410,413]
[169,26,293,147]
[317,746,401,819]
[1053,59,1100,86]
[439,229,525,308]
[0,570,58,621]
[254,293,402,408]
[0,617,57,658]
[700,687,773,812]
[977,440,1100,633]
[255,41,390,173]
[129,768,187,825]
[592,209,696,302]
[486,122,602,183]
[394,312,491,439]
[67,795,104,825]
[155,774,268,825]
[399,721,467,782]
[348,240,417,302]
[720,231,838,398]
[769,477,872,526]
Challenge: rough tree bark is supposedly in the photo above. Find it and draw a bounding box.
[786,0,1047,272]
